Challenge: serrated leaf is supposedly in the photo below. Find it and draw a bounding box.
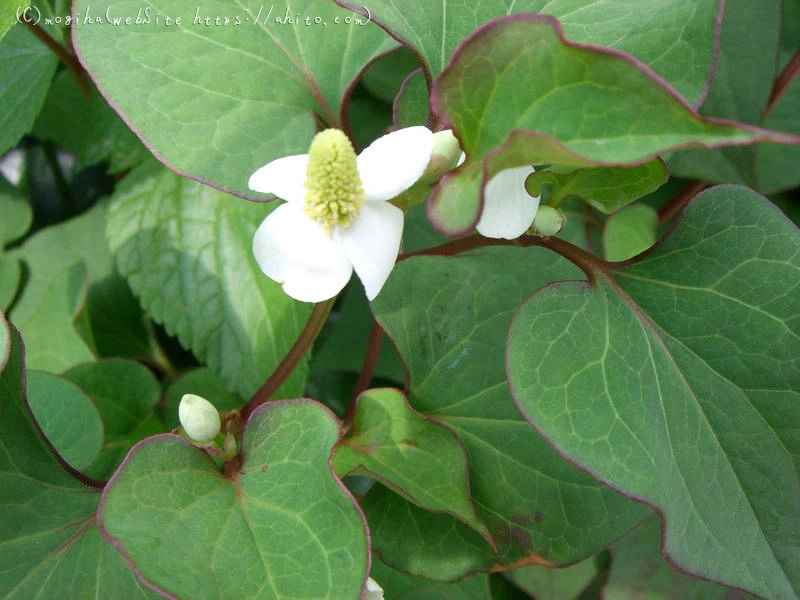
[8,199,154,368]
[527,161,668,215]
[100,400,368,600]
[336,388,490,540]
[106,160,312,399]
[428,15,798,235]
[0,177,32,247]
[0,22,57,156]
[371,249,649,579]
[0,324,157,598]
[73,0,395,198]
[342,0,721,104]
[63,359,164,479]
[507,186,800,600]
[26,370,104,471]
[603,204,659,262]
[605,518,754,600]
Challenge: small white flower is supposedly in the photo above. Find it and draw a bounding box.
[476,165,540,239]
[178,394,221,443]
[365,577,384,600]
[249,127,433,303]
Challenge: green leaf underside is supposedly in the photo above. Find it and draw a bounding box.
[507,186,800,599]
[0,23,58,156]
[26,370,104,471]
[336,388,490,539]
[371,247,650,579]
[527,161,668,215]
[63,360,164,479]
[0,325,156,598]
[100,400,368,600]
[394,69,429,128]
[106,160,311,399]
[603,204,659,262]
[342,0,720,104]
[605,518,754,600]
[72,0,395,198]
[429,15,794,235]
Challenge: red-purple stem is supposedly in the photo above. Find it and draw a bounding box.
[766,50,800,117]
[22,19,91,100]
[658,180,707,225]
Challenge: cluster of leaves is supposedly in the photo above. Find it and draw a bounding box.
[1,0,798,599]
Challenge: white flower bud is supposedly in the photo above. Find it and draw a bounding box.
[365,577,384,600]
[179,394,221,442]
[530,205,566,237]
[419,129,463,184]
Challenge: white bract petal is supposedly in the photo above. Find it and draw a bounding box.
[358,126,433,201]
[340,201,404,301]
[179,394,221,442]
[249,128,432,302]
[365,577,384,600]
[248,154,308,204]
[476,165,539,239]
[252,203,353,303]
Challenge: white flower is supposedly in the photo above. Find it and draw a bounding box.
[178,394,221,443]
[475,165,540,240]
[365,577,384,600]
[249,127,433,303]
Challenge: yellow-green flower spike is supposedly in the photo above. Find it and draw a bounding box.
[304,129,364,233]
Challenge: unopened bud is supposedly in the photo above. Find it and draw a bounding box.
[365,577,384,600]
[529,205,565,237]
[419,130,462,184]
[179,394,221,442]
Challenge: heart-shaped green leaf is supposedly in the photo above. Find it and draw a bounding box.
[100,400,368,600]
[73,0,395,198]
[0,323,158,598]
[340,0,722,104]
[371,246,650,579]
[336,388,490,540]
[106,160,312,399]
[507,186,800,600]
[428,15,799,235]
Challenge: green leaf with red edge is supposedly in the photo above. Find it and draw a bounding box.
[0,322,158,599]
[337,0,722,104]
[361,485,495,581]
[428,15,799,235]
[335,387,491,541]
[99,400,369,600]
[394,69,429,128]
[605,518,755,599]
[370,246,650,581]
[72,0,395,199]
[507,186,800,600]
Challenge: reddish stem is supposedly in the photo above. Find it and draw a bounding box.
[658,180,707,225]
[242,298,335,420]
[22,19,91,100]
[345,319,385,421]
[766,50,800,117]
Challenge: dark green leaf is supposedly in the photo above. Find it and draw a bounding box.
[394,68,429,128]
[0,177,32,247]
[508,186,800,600]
